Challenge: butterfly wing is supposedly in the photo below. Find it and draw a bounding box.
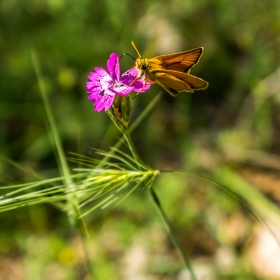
[134,43,208,96]
[152,48,204,73]
[155,72,194,96]
[152,70,208,96]
[161,69,209,90]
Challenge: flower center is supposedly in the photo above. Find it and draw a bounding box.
[113,81,122,88]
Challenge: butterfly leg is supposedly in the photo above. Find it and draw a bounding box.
[128,76,139,87]
[135,80,147,96]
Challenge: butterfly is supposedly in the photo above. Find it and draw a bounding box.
[131,41,208,96]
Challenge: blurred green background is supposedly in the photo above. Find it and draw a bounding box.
[1,0,280,279]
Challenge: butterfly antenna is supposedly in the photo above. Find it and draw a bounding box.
[131,41,142,58]
[119,53,136,61]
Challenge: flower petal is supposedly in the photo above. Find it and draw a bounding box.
[86,67,112,102]
[86,81,99,91]
[132,79,151,93]
[86,80,102,100]
[94,67,109,76]
[110,83,134,96]
[121,68,151,93]
[88,68,112,91]
[87,89,102,101]
[94,89,116,112]
[107,53,120,81]
[87,71,100,82]
[94,90,116,112]
[120,68,135,86]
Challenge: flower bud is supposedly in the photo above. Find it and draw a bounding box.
[112,95,132,130]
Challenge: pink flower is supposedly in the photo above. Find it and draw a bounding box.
[86,53,150,112]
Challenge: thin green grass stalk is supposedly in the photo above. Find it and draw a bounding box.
[235,67,280,127]
[0,173,87,210]
[215,167,280,221]
[94,91,163,169]
[162,170,280,247]
[1,168,155,213]
[79,194,116,217]
[31,50,77,220]
[122,131,147,170]
[75,170,157,209]
[96,148,143,170]
[31,51,81,224]
[0,154,40,180]
[106,109,150,171]
[148,187,197,280]
[30,51,94,279]
[0,168,151,213]
[114,174,148,207]
[80,232,94,276]
[129,91,163,133]
[113,127,197,278]
[30,51,74,191]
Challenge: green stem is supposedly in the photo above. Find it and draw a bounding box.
[121,124,195,277]
[31,51,93,277]
[108,100,195,277]
[100,91,162,169]
[77,224,94,279]
[123,131,144,170]
[107,109,146,170]
[148,187,197,280]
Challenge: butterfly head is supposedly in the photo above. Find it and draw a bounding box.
[135,57,149,79]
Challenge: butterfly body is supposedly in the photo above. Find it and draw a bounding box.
[132,42,208,96]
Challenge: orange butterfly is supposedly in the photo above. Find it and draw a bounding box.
[131,41,208,96]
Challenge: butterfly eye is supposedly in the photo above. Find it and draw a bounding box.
[141,64,147,70]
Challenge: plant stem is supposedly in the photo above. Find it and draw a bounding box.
[99,91,162,168]
[122,131,195,278]
[107,110,145,170]
[31,51,94,278]
[123,131,144,170]
[77,224,94,279]
[148,187,197,280]
[110,106,195,278]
